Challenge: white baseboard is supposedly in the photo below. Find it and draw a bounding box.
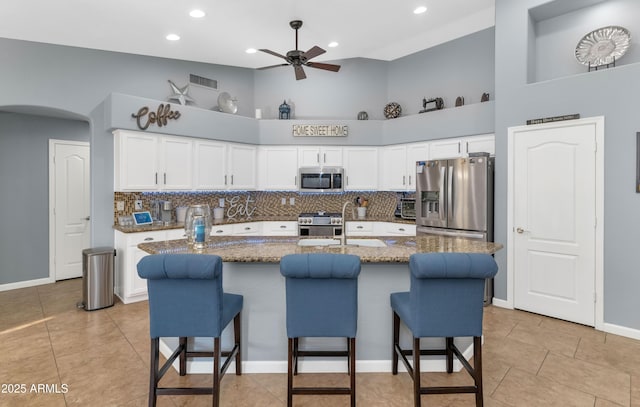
[603,322,640,340]
[0,277,54,292]
[490,297,511,309]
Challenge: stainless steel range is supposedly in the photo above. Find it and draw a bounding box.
[298,212,343,237]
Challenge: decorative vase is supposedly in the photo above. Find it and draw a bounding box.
[184,205,212,249]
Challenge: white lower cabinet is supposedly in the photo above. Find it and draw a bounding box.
[262,221,298,236]
[374,222,416,236]
[115,230,167,304]
[232,222,261,235]
[211,224,234,236]
[345,221,374,236]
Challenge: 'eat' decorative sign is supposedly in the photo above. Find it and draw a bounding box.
[131,104,181,130]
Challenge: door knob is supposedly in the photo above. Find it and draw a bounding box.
[84,216,91,221]
[516,227,525,234]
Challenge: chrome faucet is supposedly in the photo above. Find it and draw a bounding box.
[340,201,353,246]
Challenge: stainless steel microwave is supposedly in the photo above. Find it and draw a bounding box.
[298,167,344,192]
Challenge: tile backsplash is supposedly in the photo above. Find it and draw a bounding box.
[114,191,414,224]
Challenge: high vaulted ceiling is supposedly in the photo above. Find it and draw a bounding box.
[1,0,494,69]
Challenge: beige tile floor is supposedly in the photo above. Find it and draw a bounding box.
[1,278,638,406]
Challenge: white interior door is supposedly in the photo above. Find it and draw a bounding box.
[50,140,90,280]
[512,121,597,326]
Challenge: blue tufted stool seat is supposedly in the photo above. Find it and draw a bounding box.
[138,254,243,407]
[390,253,498,407]
[280,253,361,407]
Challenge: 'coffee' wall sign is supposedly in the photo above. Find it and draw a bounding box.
[292,125,348,137]
[132,104,181,130]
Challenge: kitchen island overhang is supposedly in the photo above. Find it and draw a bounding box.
[137,235,502,374]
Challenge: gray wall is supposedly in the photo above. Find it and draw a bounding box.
[387,27,496,115]
[0,38,256,118]
[0,113,89,284]
[495,0,640,329]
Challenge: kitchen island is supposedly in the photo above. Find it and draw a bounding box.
[137,235,502,374]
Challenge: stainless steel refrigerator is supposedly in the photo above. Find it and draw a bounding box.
[415,154,495,302]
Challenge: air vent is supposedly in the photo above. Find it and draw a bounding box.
[189,74,218,90]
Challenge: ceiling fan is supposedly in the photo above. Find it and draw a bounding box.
[257,20,341,80]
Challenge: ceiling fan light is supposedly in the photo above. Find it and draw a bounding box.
[328,41,339,48]
[414,6,427,14]
[166,34,180,41]
[189,9,206,18]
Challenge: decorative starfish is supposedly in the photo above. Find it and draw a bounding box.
[167,80,196,105]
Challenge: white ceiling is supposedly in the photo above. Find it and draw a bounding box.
[1,0,495,69]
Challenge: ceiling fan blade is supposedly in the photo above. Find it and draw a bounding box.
[294,65,307,80]
[256,63,289,70]
[258,48,287,60]
[303,46,326,60]
[306,62,341,72]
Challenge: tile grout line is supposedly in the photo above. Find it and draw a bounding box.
[37,286,69,407]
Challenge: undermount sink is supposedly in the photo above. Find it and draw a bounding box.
[297,238,387,248]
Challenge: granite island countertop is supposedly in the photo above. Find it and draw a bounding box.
[138,235,503,263]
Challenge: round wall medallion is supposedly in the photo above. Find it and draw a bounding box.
[575,26,631,66]
[384,102,402,119]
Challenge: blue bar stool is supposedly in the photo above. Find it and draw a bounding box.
[137,254,243,407]
[280,253,361,407]
[390,253,498,407]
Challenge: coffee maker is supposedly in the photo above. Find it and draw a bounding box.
[159,200,173,224]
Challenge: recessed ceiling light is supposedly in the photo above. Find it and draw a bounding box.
[328,42,339,48]
[246,48,257,54]
[189,9,206,18]
[166,34,180,41]
[414,6,427,14]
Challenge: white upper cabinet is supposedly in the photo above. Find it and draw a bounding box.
[298,146,343,167]
[258,146,299,190]
[227,143,257,190]
[115,130,192,191]
[380,143,429,191]
[193,139,227,190]
[114,130,159,191]
[463,134,495,156]
[160,136,194,190]
[343,147,378,190]
[429,134,495,160]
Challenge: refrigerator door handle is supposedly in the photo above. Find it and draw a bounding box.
[447,165,454,223]
[439,165,446,222]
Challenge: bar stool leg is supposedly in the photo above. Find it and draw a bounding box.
[446,337,454,374]
[234,313,242,375]
[293,337,299,375]
[350,337,356,407]
[179,337,187,376]
[213,337,220,407]
[149,338,159,407]
[392,312,400,375]
[287,338,294,407]
[474,336,484,407]
[413,337,422,407]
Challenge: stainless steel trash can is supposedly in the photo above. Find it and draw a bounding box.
[81,247,115,311]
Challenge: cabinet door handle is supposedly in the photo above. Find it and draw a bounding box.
[323,153,326,163]
[317,153,320,163]
[357,225,363,229]
[458,142,461,153]
[215,229,224,234]
[399,228,405,232]
[144,237,154,241]
[280,225,287,228]
[244,227,251,231]
[163,173,167,184]
[155,172,158,185]
[403,175,406,185]
[231,175,234,185]
[294,175,297,186]
[224,175,227,185]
